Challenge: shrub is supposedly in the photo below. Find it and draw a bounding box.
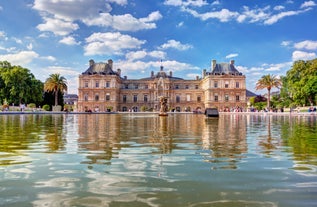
[42,104,50,111]
[28,103,36,108]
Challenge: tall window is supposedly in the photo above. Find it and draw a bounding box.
[197,96,201,102]
[84,94,88,101]
[106,93,110,101]
[85,81,89,88]
[175,85,179,89]
[214,81,218,88]
[225,94,229,101]
[236,82,240,88]
[185,85,189,89]
[186,94,190,101]
[214,94,218,102]
[236,95,240,101]
[95,81,99,88]
[145,85,148,89]
[225,81,229,88]
[95,94,99,101]
[135,84,138,89]
[144,95,148,102]
[133,95,138,102]
[176,95,180,103]
[125,84,128,89]
[195,85,199,89]
[106,81,110,88]
[123,95,127,103]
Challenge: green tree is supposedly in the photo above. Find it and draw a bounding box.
[255,74,282,109]
[0,61,43,105]
[285,59,317,106]
[44,74,67,106]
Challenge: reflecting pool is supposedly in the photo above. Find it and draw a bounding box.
[0,113,316,207]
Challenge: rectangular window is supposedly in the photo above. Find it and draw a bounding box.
[96,81,99,88]
[145,85,148,89]
[133,95,137,102]
[236,95,240,101]
[185,85,189,89]
[195,85,199,89]
[84,94,88,101]
[186,94,190,101]
[197,96,201,102]
[225,81,229,88]
[123,95,127,103]
[125,84,128,89]
[175,85,179,89]
[236,82,240,88]
[214,95,218,102]
[144,95,148,102]
[106,81,110,88]
[95,94,99,101]
[135,84,138,89]
[106,93,110,101]
[176,95,180,103]
[225,94,229,101]
[214,81,218,88]
[85,81,89,88]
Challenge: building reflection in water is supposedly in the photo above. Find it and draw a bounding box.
[201,114,247,169]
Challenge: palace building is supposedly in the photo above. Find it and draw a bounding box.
[77,59,247,112]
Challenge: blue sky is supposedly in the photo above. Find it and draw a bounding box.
[0,0,316,94]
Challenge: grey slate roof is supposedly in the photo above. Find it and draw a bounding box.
[82,62,118,75]
[211,63,241,75]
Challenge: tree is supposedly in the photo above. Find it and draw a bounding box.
[285,59,317,106]
[44,74,67,106]
[255,74,282,109]
[0,61,43,105]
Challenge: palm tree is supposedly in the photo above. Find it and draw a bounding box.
[255,74,282,110]
[44,74,67,106]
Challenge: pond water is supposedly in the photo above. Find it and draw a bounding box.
[0,113,316,207]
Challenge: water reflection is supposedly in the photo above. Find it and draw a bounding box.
[0,114,317,207]
[202,115,247,169]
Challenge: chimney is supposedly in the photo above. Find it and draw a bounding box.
[212,59,216,69]
[230,60,235,65]
[196,76,199,80]
[107,59,113,69]
[170,71,173,77]
[89,59,95,67]
[203,69,206,77]
[151,71,154,77]
[124,76,127,80]
[117,68,121,76]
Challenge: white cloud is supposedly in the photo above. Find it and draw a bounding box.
[59,36,80,45]
[281,41,292,47]
[225,53,238,59]
[300,1,316,8]
[292,50,316,61]
[294,40,317,50]
[84,32,146,56]
[211,0,220,6]
[264,10,304,25]
[33,0,160,32]
[83,11,162,31]
[274,5,285,11]
[184,7,239,22]
[125,50,147,61]
[33,0,113,21]
[164,0,208,7]
[0,51,39,66]
[159,40,193,50]
[37,17,79,36]
[27,43,33,50]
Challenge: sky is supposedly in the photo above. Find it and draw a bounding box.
[0,0,317,94]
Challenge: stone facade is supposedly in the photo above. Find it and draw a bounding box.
[77,59,247,112]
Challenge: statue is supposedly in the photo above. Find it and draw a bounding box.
[159,96,168,116]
